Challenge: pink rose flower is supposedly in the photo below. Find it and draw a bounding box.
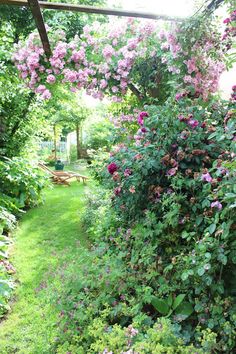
[107,162,118,175]
[223,18,231,24]
[137,111,149,126]
[46,74,56,84]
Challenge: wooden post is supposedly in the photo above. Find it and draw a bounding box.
[76,123,80,160]
[53,124,57,161]
[27,0,51,57]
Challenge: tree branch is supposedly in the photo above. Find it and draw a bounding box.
[203,0,225,14]
[128,83,144,101]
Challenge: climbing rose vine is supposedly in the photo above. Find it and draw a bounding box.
[13,17,226,102]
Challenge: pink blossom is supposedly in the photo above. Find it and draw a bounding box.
[188,119,199,129]
[167,168,177,176]
[126,325,138,338]
[114,186,122,195]
[201,173,213,183]
[46,74,56,84]
[102,44,115,59]
[63,69,77,83]
[129,186,136,194]
[21,71,28,79]
[35,84,46,94]
[175,92,184,101]
[184,58,198,74]
[100,79,108,89]
[41,89,51,100]
[211,201,222,210]
[112,86,119,93]
[134,154,142,160]
[120,80,128,89]
[71,48,85,62]
[124,168,132,177]
[178,114,186,122]
[127,38,138,50]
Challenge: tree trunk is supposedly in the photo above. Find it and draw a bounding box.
[76,122,80,159]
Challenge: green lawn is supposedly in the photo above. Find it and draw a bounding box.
[0,181,89,353]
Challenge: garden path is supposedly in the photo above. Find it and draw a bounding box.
[0,181,89,353]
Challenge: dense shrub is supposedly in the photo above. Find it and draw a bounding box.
[0,156,48,317]
[0,157,47,210]
[65,97,236,353]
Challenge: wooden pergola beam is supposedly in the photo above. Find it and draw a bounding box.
[0,0,185,22]
[27,0,51,56]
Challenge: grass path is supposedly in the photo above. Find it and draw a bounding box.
[0,182,89,353]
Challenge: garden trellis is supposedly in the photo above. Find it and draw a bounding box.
[0,0,225,58]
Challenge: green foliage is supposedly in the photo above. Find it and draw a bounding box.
[85,120,115,150]
[80,97,236,352]
[0,21,48,158]
[0,157,48,317]
[0,157,47,209]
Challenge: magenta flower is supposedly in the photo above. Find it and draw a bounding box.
[211,201,222,210]
[201,173,213,183]
[223,18,231,24]
[141,127,147,133]
[137,111,149,126]
[178,114,186,122]
[175,92,183,101]
[167,167,177,176]
[188,119,199,128]
[180,131,189,140]
[114,186,121,196]
[124,168,132,177]
[107,162,118,175]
